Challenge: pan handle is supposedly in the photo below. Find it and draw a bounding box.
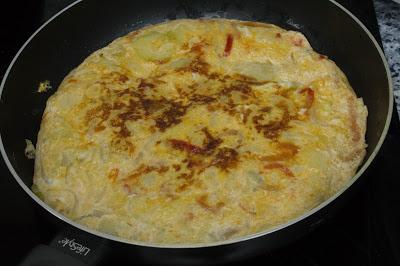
[19,229,109,266]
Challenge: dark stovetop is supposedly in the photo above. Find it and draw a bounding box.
[1,1,400,265]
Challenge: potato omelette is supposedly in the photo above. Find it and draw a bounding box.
[32,19,367,244]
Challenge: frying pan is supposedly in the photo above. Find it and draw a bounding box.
[0,0,393,265]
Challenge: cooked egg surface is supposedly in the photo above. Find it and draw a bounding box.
[33,19,367,244]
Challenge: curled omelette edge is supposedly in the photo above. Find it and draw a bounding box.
[32,19,367,244]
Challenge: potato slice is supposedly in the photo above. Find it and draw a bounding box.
[133,31,178,61]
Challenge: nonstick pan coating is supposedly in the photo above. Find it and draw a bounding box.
[0,0,392,265]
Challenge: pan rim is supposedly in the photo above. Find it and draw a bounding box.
[0,0,393,249]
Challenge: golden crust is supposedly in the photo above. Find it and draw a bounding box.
[33,19,367,244]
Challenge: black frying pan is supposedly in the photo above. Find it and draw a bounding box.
[0,0,393,265]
